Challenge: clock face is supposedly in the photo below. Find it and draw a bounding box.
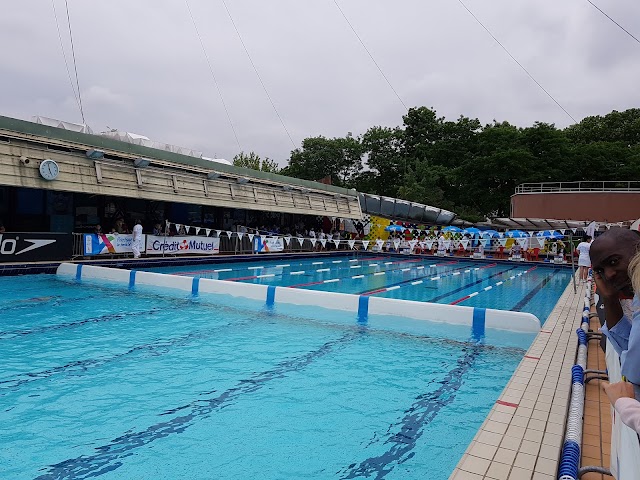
[39,159,59,181]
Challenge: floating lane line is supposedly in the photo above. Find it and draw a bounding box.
[448,266,537,305]
[256,274,275,278]
[275,264,290,268]
[312,261,323,265]
[290,271,305,275]
[247,266,264,270]
[352,275,365,279]
[426,265,517,304]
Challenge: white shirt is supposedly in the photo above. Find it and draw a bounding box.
[133,223,143,240]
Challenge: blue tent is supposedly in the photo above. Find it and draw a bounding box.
[442,226,461,233]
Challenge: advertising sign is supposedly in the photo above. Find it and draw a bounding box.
[145,235,220,255]
[0,232,72,263]
[253,236,284,253]
[83,233,144,256]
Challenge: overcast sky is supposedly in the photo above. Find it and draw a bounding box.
[2,1,639,165]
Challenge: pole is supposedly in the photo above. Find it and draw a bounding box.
[570,231,577,293]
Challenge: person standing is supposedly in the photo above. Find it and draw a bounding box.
[576,235,592,282]
[132,219,143,259]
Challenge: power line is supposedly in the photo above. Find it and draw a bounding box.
[456,0,577,124]
[64,0,86,124]
[221,0,297,149]
[184,0,242,152]
[585,0,640,46]
[332,0,408,111]
[50,0,83,118]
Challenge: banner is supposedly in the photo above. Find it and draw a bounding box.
[253,236,284,253]
[0,232,72,262]
[83,233,144,256]
[145,235,219,255]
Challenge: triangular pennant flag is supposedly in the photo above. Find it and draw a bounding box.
[320,239,327,248]
[507,232,514,238]
[443,240,452,249]
[572,228,578,234]
[362,240,370,250]
[297,237,305,246]
[528,231,534,237]
[516,238,529,248]
[482,238,491,247]
[260,235,267,242]
[237,232,244,240]
[310,238,317,247]
[215,230,221,237]
[393,240,401,249]
[376,239,384,249]
[498,232,504,238]
[333,239,340,248]
[284,236,291,245]
[348,239,356,249]
[498,238,508,247]
[248,233,255,242]
[195,227,201,235]
[460,239,469,249]
[225,231,232,238]
[409,240,418,249]
[175,223,182,232]
[205,228,211,236]
[425,240,434,249]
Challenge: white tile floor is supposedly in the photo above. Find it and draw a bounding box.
[449,279,584,480]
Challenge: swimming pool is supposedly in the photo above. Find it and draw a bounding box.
[148,253,572,324]
[2,272,535,480]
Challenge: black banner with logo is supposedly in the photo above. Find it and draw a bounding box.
[0,232,73,263]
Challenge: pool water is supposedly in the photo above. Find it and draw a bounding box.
[149,253,572,324]
[1,273,532,480]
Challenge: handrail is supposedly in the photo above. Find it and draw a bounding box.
[515,181,640,194]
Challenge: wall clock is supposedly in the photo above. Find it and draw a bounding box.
[39,159,59,181]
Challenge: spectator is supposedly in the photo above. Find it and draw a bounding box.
[591,228,640,400]
[153,223,163,236]
[576,235,592,282]
[131,219,143,259]
[93,224,103,235]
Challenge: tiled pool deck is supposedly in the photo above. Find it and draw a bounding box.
[450,278,586,480]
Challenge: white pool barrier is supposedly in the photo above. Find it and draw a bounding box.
[57,263,541,335]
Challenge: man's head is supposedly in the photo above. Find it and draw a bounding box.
[590,228,640,297]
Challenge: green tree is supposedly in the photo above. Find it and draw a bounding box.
[233,151,280,173]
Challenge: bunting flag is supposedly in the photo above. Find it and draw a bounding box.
[376,239,384,249]
[362,240,370,250]
[205,229,211,236]
[284,236,291,245]
[482,238,491,247]
[409,240,418,249]
[297,237,305,246]
[560,229,566,235]
[310,238,317,247]
[528,231,534,236]
[572,228,578,234]
[393,239,401,250]
[333,239,340,248]
[498,238,508,247]
[507,232,514,238]
[348,239,356,249]
[215,230,221,237]
[516,238,529,248]
[248,233,255,242]
[237,232,244,240]
[260,235,267,242]
[175,223,182,232]
[443,240,452,249]
[224,231,231,238]
[460,239,469,249]
[320,239,327,248]
[498,232,504,238]
[425,240,434,250]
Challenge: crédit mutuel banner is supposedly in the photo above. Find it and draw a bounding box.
[145,235,220,255]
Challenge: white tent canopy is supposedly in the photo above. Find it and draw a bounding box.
[32,116,93,134]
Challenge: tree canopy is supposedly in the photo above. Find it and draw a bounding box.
[278,107,640,221]
[232,151,280,173]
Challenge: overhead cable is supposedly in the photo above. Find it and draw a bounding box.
[50,0,83,119]
[221,0,297,149]
[63,0,86,124]
[332,0,408,111]
[585,0,640,46]
[456,0,577,123]
[185,0,242,152]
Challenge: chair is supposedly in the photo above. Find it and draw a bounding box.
[497,246,505,259]
[530,247,540,261]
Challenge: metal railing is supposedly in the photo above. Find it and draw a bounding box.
[515,181,640,194]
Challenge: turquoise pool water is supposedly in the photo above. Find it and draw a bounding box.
[149,254,572,324]
[1,273,534,480]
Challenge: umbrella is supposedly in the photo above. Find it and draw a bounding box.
[461,227,481,236]
[536,230,564,239]
[385,224,405,232]
[480,229,499,238]
[442,226,461,233]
